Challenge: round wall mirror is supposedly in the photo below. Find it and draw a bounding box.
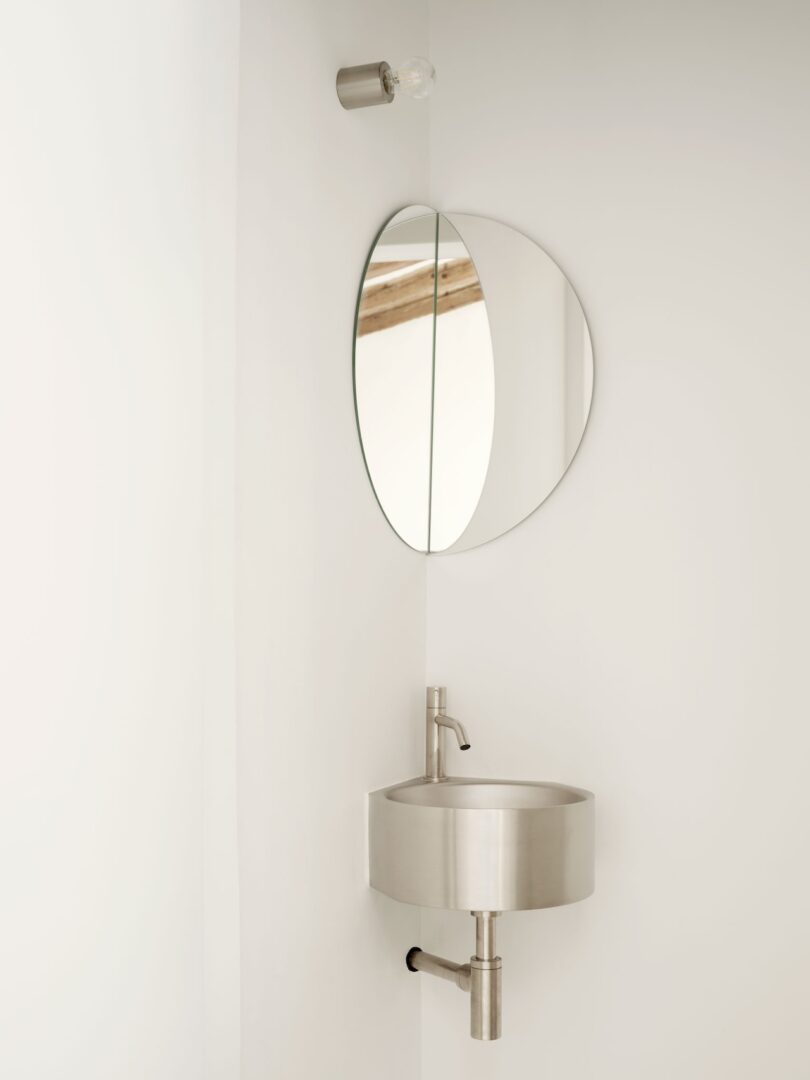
[353,206,593,553]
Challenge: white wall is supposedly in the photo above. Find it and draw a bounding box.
[235,3,429,1079]
[0,3,240,1077]
[424,1,810,1078]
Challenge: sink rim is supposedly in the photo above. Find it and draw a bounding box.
[379,775,593,811]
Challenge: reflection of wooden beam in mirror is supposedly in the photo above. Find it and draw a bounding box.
[363,260,418,281]
[358,258,483,336]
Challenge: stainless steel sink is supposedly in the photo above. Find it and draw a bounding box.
[369,775,594,911]
[367,687,595,1041]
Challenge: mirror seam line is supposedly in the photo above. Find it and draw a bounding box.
[427,211,440,553]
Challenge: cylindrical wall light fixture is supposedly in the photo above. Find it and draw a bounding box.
[336,57,435,110]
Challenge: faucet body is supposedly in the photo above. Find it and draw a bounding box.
[425,686,470,781]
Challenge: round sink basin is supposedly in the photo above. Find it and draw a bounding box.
[369,776,594,911]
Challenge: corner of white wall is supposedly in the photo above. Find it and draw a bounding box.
[234,2,431,1078]
[203,1,242,1078]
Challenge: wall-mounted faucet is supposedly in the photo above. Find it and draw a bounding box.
[425,686,470,781]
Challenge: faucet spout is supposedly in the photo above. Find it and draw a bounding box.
[425,687,471,780]
[436,715,470,751]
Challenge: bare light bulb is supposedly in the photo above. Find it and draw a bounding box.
[384,57,436,100]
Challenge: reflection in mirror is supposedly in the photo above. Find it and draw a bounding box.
[430,215,494,551]
[354,214,437,550]
[353,207,593,554]
[441,213,593,553]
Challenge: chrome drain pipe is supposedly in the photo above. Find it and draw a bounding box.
[406,911,502,1041]
[470,911,502,1040]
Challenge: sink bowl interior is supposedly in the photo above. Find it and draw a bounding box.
[387,779,585,810]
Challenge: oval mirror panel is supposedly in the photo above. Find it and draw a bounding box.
[353,207,593,553]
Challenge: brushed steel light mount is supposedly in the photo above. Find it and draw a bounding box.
[336,57,435,110]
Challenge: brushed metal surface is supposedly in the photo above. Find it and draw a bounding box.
[369,776,594,911]
[407,912,503,1040]
[470,958,501,1041]
[336,62,393,109]
[425,686,470,780]
[407,949,471,991]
